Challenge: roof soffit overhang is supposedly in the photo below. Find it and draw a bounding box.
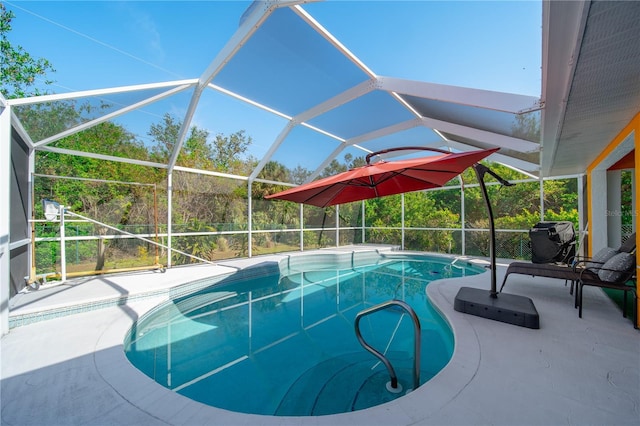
[379,77,541,114]
[540,0,590,177]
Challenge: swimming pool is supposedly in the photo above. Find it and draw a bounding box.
[124,252,485,416]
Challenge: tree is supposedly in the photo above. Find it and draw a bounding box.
[319,153,366,178]
[254,161,291,197]
[36,120,154,270]
[512,112,540,142]
[406,191,459,230]
[148,113,213,170]
[0,4,55,98]
[146,115,260,262]
[16,100,81,143]
[212,130,252,173]
[290,165,312,185]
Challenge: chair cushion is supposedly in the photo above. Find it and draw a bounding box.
[586,247,619,271]
[597,252,636,282]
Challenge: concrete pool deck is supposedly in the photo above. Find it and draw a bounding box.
[2,247,639,425]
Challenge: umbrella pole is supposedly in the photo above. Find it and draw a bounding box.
[318,210,328,247]
[473,164,498,297]
[453,163,539,329]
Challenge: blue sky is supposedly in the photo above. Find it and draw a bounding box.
[5,1,542,169]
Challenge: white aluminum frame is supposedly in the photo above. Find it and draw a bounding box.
[1,96,11,335]
[3,1,603,335]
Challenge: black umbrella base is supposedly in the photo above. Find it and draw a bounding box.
[454,287,540,329]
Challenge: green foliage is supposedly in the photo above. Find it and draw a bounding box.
[404,191,459,252]
[544,208,579,229]
[1,3,55,98]
[212,130,253,174]
[26,99,583,269]
[290,165,312,184]
[14,101,80,142]
[511,112,540,142]
[320,153,366,178]
[365,195,402,228]
[254,161,291,197]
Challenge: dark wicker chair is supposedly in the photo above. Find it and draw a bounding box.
[576,251,637,329]
[572,232,636,270]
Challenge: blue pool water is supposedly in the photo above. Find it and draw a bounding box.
[124,252,485,416]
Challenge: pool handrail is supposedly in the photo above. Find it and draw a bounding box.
[354,299,421,392]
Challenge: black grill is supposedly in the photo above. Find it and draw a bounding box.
[529,221,576,264]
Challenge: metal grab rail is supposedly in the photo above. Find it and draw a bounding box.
[354,299,421,392]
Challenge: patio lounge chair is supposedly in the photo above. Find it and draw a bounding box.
[499,233,636,293]
[499,261,580,293]
[576,251,637,329]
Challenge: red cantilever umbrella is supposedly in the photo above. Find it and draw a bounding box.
[266,146,540,329]
[265,147,499,207]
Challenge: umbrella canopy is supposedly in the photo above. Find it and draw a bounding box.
[266,146,537,328]
[266,147,499,208]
